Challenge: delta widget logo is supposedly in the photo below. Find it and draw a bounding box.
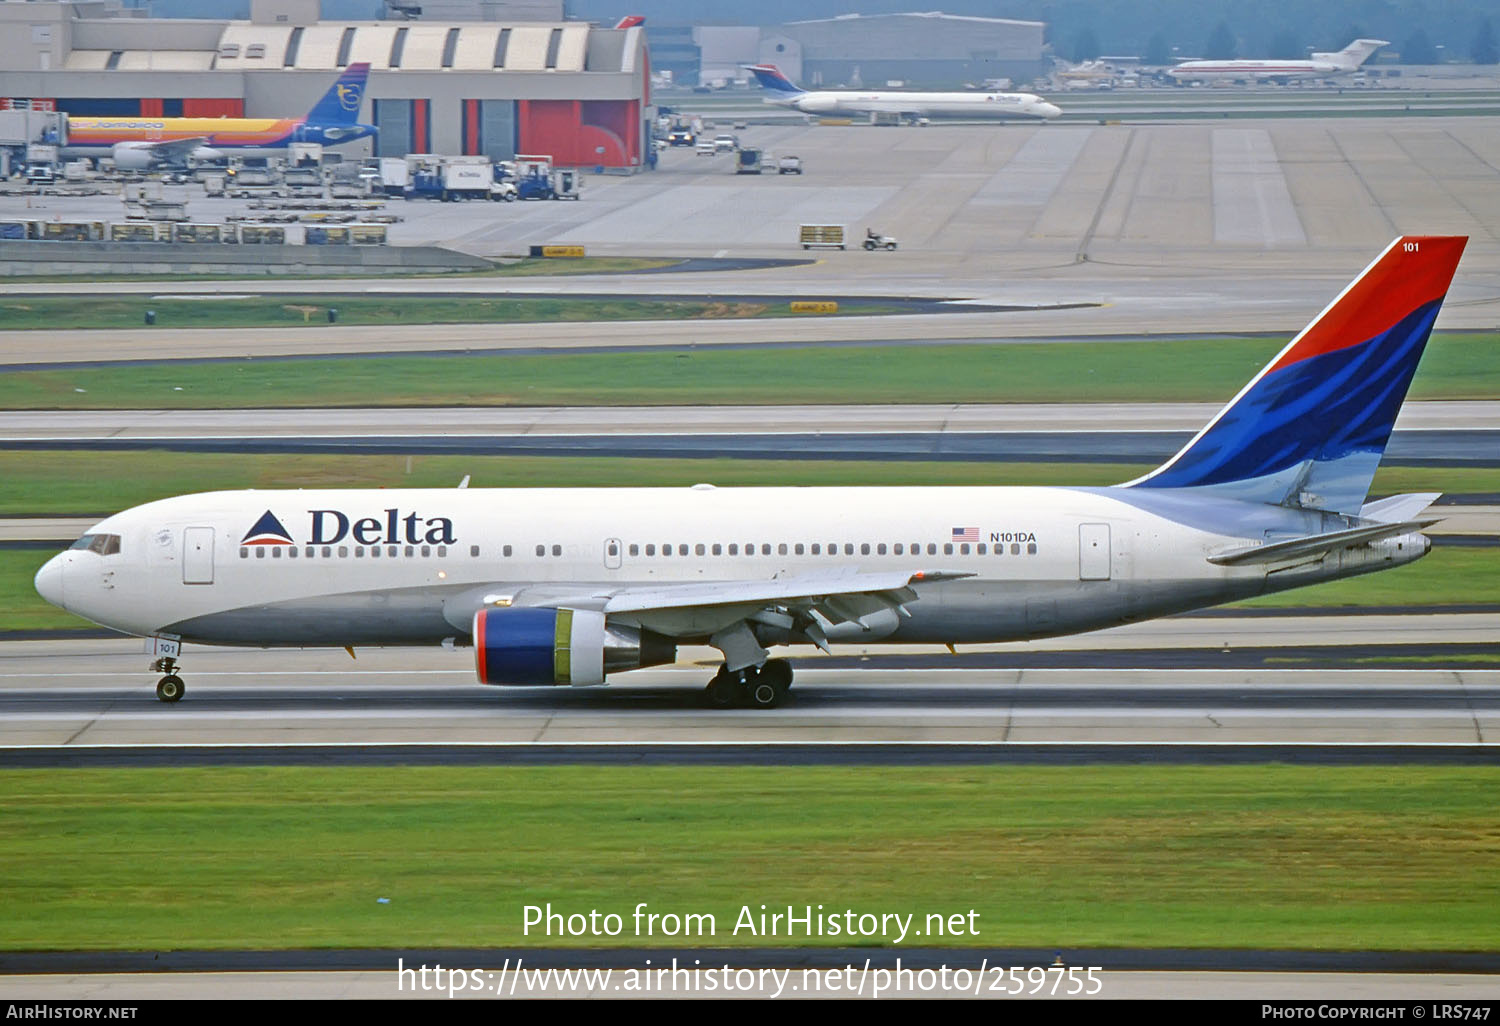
[242,510,294,546]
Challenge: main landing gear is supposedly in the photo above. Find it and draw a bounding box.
[704,658,793,709]
[152,656,184,703]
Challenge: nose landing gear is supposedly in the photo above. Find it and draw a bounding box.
[151,656,185,703]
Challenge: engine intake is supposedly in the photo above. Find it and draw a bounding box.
[472,607,675,686]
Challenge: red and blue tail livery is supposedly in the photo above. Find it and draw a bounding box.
[1127,236,1467,515]
[745,64,807,96]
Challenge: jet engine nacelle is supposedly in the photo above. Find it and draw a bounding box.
[110,143,158,170]
[472,607,675,686]
[795,95,839,114]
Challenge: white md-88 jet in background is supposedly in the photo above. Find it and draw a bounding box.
[745,63,1062,121]
[35,236,1466,707]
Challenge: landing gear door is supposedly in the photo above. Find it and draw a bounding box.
[183,527,214,585]
[1079,523,1111,581]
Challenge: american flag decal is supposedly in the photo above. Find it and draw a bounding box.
[951,527,978,542]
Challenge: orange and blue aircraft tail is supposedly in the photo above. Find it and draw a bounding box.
[306,62,370,128]
[1125,236,1467,515]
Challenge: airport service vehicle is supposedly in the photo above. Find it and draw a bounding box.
[667,129,695,147]
[35,237,1466,708]
[778,155,802,175]
[713,134,738,152]
[863,229,898,251]
[735,147,764,174]
[406,158,493,202]
[695,140,716,156]
[62,64,377,170]
[515,167,581,200]
[745,63,1062,122]
[377,157,409,196]
[1168,39,1388,84]
[798,224,845,249]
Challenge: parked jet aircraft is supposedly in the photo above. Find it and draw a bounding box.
[1168,39,1389,83]
[34,236,1465,707]
[62,63,376,169]
[745,63,1062,121]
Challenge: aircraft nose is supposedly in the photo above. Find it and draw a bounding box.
[34,553,65,608]
[1038,102,1063,120]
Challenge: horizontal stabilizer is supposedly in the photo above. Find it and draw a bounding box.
[1207,519,1436,566]
[1359,492,1441,523]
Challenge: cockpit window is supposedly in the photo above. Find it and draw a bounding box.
[69,534,120,556]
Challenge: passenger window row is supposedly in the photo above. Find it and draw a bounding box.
[238,540,1042,562]
[622,541,1038,557]
[241,544,458,559]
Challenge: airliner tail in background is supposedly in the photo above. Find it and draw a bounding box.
[1322,38,1390,69]
[745,63,807,97]
[304,62,371,129]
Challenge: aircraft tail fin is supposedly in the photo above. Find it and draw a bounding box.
[1330,38,1389,68]
[1124,236,1467,516]
[306,63,370,127]
[744,63,806,96]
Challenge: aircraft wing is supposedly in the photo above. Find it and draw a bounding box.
[446,568,973,644]
[1207,519,1437,566]
[602,568,969,617]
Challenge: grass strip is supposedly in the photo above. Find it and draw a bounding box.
[0,295,923,332]
[2,765,1497,951]
[1,335,1494,409]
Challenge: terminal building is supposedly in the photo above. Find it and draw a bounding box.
[0,0,653,168]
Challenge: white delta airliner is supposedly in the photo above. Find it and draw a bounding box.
[35,236,1465,708]
[745,64,1062,121]
[1168,39,1389,83]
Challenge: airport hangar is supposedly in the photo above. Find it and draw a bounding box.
[684,12,1047,90]
[0,0,653,168]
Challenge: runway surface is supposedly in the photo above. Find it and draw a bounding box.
[2,118,1498,370]
[6,118,1500,272]
[2,626,1496,750]
[3,401,1492,437]
[9,427,1495,466]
